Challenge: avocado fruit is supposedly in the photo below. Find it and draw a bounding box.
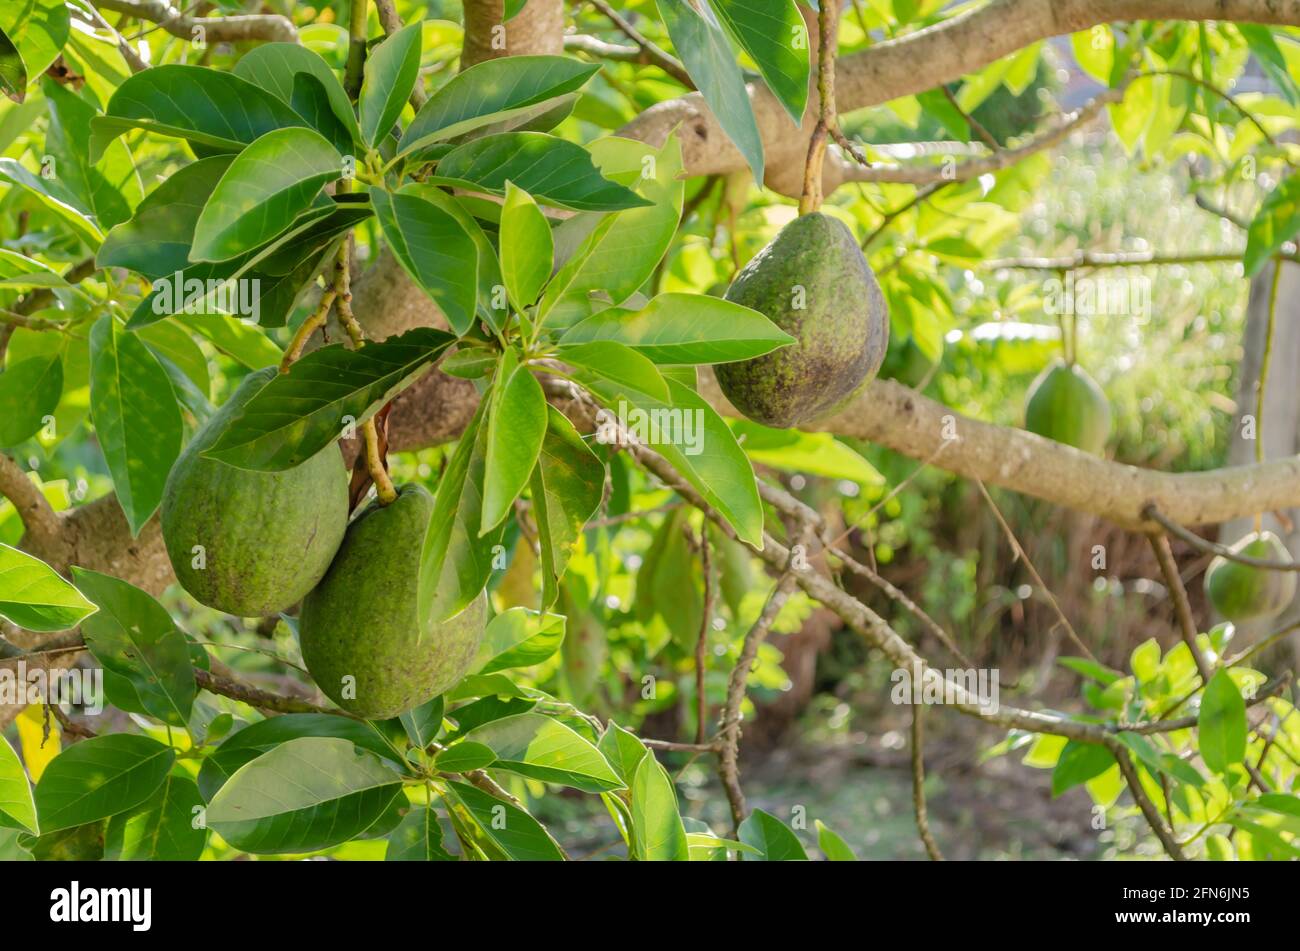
[161,367,348,616]
[1023,359,1111,455]
[1205,531,1297,623]
[714,212,888,428]
[298,484,487,719]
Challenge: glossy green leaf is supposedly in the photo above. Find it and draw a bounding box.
[597,722,648,787]
[41,80,136,230]
[0,0,68,87]
[655,0,763,183]
[1198,669,1247,774]
[500,182,552,308]
[400,696,445,751]
[88,316,183,536]
[371,187,479,335]
[1050,740,1115,796]
[0,25,24,102]
[482,363,547,534]
[0,544,94,633]
[738,808,808,860]
[233,41,362,146]
[730,420,884,486]
[104,771,206,861]
[188,314,282,369]
[0,249,67,289]
[443,780,563,860]
[191,127,342,262]
[98,156,235,280]
[34,735,174,834]
[386,805,454,860]
[529,407,605,608]
[630,754,689,860]
[433,742,497,773]
[71,567,195,726]
[359,23,422,147]
[90,65,305,163]
[399,55,598,155]
[472,608,567,675]
[562,293,793,364]
[203,327,453,471]
[196,714,406,802]
[708,0,809,123]
[815,819,858,860]
[433,132,651,212]
[207,736,404,854]
[560,340,670,402]
[0,736,37,834]
[0,350,61,447]
[465,713,621,792]
[0,158,103,246]
[1239,26,1299,106]
[418,399,503,625]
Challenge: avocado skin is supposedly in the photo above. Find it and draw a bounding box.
[1205,531,1297,623]
[1023,359,1111,455]
[715,213,888,428]
[298,484,487,719]
[161,367,348,616]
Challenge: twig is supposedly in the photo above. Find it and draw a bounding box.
[693,529,713,746]
[374,0,428,109]
[585,0,692,88]
[92,0,296,43]
[1141,504,1300,570]
[279,288,338,371]
[910,697,944,860]
[193,668,351,717]
[1107,738,1186,860]
[799,0,840,215]
[941,83,998,151]
[1148,531,1214,684]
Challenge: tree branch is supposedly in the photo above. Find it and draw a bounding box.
[93,0,297,43]
[0,454,61,547]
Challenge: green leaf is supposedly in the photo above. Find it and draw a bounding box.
[464,711,621,793]
[655,0,763,183]
[0,249,67,290]
[1058,656,1123,686]
[98,156,235,280]
[630,754,689,860]
[359,22,422,147]
[196,714,405,802]
[538,135,684,329]
[233,42,362,147]
[0,25,26,102]
[34,734,175,834]
[730,420,884,486]
[0,158,102,246]
[399,55,598,155]
[203,327,453,471]
[708,0,809,123]
[104,771,206,861]
[0,350,61,447]
[400,696,445,751]
[472,608,566,675]
[418,400,503,625]
[1245,173,1300,277]
[560,340,670,402]
[529,407,605,608]
[386,805,454,860]
[0,736,37,834]
[1198,669,1247,774]
[88,317,183,535]
[188,313,282,369]
[562,293,793,364]
[433,742,497,773]
[589,376,764,547]
[0,544,94,633]
[433,132,651,212]
[191,127,342,262]
[443,779,563,860]
[1050,740,1115,796]
[207,736,405,854]
[371,188,479,335]
[41,80,135,230]
[815,819,858,860]
[738,808,808,860]
[90,65,306,163]
[1239,26,1300,106]
[71,568,196,726]
[500,182,552,309]
[482,363,547,534]
[0,0,68,87]
[597,722,648,786]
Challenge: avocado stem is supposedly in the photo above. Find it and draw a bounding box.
[799,2,840,216]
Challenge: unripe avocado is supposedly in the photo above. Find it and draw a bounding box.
[1023,359,1111,455]
[714,212,888,428]
[161,368,348,616]
[1205,531,1297,623]
[298,484,487,719]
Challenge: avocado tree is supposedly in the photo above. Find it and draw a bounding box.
[1,0,1299,862]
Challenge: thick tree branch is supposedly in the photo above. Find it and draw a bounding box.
[93,0,297,43]
[0,454,61,547]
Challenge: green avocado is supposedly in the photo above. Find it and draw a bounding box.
[1205,531,1297,623]
[298,484,487,719]
[161,367,349,616]
[714,212,888,428]
[1023,359,1111,455]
